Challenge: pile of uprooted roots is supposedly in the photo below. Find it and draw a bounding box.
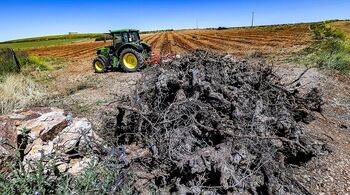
[104,50,324,194]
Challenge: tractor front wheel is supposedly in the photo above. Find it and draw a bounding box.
[93,57,107,73]
[119,48,144,72]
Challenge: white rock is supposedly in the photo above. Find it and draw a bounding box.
[55,118,92,153]
[1,107,101,175]
[24,139,54,162]
[68,156,97,175]
[57,163,68,173]
[17,108,68,141]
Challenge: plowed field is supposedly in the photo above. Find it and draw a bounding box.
[19,22,350,194]
[27,24,312,60]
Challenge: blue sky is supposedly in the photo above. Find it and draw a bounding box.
[0,0,349,42]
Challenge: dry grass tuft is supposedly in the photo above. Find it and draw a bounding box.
[0,74,45,114]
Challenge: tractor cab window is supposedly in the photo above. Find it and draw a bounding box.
[114,34,122,43]
[120,31,140,43]
[129,32,140,42]
[122,33,129,43]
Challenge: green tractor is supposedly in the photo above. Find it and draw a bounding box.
[93,29,151,73]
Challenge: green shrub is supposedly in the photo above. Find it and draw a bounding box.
[0,159,62,195]
[291,22,350,73]
[0,49,52,77]
[15,51,51,71]
[64,157,134,194]
[0,49,19,76]
[0,156,134,194]
[311,22,346,40]
[25,55,51,71]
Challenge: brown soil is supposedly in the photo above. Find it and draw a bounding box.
[27,23,312,62]
[330,21,350,34]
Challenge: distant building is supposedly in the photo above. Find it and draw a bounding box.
[68,32,78,35]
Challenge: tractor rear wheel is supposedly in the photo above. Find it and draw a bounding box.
[93,57,107,73]
[119,48,144,72]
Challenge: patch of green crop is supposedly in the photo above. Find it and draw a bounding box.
[0,33,104,49]
[1,33,103,44]
[15,51,50,72]
[0,38,89,49]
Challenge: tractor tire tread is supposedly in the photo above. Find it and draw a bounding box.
[119,48,144,72]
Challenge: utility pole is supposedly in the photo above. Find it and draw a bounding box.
[251,12,255,27]
[196,19,198,29]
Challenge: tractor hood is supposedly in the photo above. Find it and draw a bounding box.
[140,41,151,47]
[96,47,110,55]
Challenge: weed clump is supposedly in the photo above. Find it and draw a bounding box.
[0,74,45,114]
[0,156,132,195]
[0,48,51,77]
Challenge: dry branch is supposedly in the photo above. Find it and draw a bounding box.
[104,50,324,194]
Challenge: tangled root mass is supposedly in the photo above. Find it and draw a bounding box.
[105,50,324,194]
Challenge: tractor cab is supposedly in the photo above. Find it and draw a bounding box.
[110,29,140,47]
[93,29,151,73]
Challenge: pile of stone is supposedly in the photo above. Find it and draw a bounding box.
[0,107,102,174]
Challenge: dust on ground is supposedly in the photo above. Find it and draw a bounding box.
[277,65,350,194]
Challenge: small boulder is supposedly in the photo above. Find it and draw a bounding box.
[68,156,97,175]
[55,118,92,153]
[0,116,17,171]
[23,139,54,162]
[1,107,102,175]
[56,162,69,173]
[17,108,69,141]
